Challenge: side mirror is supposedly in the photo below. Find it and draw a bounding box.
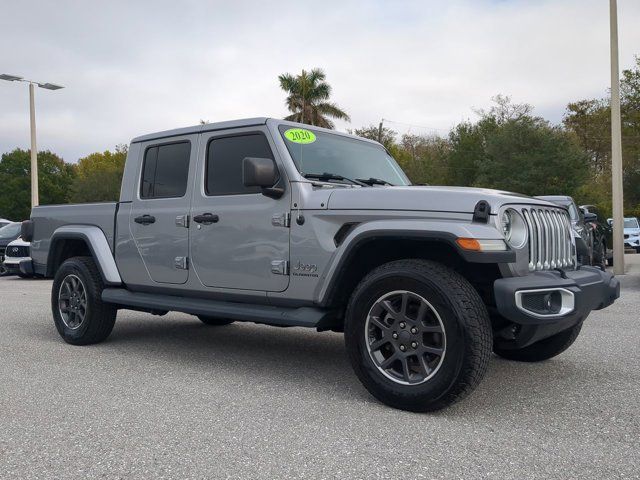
[243,157,284,198]
[584,212,597,223]
[21,220,34,242]
[607,219,613,226]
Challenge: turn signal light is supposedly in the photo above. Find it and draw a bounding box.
[456,238,507,252]
[456,238,481,251]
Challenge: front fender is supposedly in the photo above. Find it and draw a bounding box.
[48,226,122,285]
[315,219,513,304]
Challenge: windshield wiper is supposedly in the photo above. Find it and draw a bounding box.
[356,177,394,186]
[303,172,369,187]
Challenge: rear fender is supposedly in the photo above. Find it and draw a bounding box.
[48,226,122,285]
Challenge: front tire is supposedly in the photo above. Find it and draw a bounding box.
[493,324,582,362]
[344,259,492,412]
[52,257,117,345]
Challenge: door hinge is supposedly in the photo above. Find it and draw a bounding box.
[175,214,189,228]
[174,256,189,270]
[271,212,291,228]
[271,260,289,276]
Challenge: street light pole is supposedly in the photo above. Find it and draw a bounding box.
[609,0,625,275]
[0,74,64,210]
[29,83,39,207]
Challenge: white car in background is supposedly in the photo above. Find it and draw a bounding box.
[608,217,640,252]
[2,237,33,278]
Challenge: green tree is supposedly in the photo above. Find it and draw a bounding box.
[350,124,397,149]
[0,148,75,220]
[278,68,350,128]
[446,121,485,186]
[391,134,450,185]
[473,116,589,196]
[444,96,589,196]
[564,56,640,216]
[70,145,128,203]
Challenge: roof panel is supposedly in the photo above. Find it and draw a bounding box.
[131,117,269,143]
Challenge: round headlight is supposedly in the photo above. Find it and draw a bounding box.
[501,208,527,248]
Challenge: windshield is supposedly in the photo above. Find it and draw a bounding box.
[279,126,410,186]
[624,218,639,229]
[0,222,20,239]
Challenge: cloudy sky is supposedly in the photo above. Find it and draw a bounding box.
[1,0,639,162]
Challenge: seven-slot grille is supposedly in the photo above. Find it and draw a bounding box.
[521,207,575,271]
[5,245,29,258]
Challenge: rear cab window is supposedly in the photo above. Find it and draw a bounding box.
[140,142,191,199]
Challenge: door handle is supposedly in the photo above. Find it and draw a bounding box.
[193,213,219,225]
[134,214,156,225]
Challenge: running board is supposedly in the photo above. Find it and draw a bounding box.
[102,288,337,329]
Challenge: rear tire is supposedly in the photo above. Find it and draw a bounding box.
[51,256,117,345]
[197,315,234,326]
[493,324,582,362]
[344,259,491,412]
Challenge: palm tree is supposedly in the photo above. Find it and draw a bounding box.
[278,68,351,129]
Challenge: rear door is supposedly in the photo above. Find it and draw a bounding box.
[129,137,195,284]
[190,127,290,292]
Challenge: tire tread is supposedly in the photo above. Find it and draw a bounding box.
[346,259,492,411]
[52,256,116,345]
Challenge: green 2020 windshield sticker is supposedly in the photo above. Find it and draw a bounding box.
[284,128,316,144]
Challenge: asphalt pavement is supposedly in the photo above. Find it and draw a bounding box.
[1,258,639,479]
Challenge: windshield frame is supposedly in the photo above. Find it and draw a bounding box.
[277,124,410,187]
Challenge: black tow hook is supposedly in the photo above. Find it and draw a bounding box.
[554,268,569,279]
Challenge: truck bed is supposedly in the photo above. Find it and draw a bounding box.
[30,202,118,272]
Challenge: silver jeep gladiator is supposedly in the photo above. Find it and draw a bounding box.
[22,118,620,411]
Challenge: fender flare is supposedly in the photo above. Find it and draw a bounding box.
[315,219,514,306]
[48,225,122,285]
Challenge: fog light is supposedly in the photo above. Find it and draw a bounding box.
[515,288,575,318]
[542,291,562,314]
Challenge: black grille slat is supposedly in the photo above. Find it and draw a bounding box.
[5,246,29,258]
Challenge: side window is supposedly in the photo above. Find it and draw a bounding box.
[140,142,191,199]
[206,133,274,196]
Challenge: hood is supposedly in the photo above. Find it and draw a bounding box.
[326,186,555,213]
[625,228,640,236]
[0,234,21,247]
[6,238,30,248]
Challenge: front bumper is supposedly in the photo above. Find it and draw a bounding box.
[493,266,619,348]
[3,257,34,276]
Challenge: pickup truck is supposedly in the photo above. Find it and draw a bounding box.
[23,118,620,412]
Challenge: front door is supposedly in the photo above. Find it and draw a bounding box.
[190,128,290,292]
[129,138,195,285]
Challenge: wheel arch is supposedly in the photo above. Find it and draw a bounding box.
[317,229,506,310]
[47,226,122,285]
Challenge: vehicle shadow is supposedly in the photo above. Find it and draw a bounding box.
[103,314,365,403]
[29,312,602,415]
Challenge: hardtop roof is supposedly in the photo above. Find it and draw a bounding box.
[130,117,382,146]
[131,117,269,143]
